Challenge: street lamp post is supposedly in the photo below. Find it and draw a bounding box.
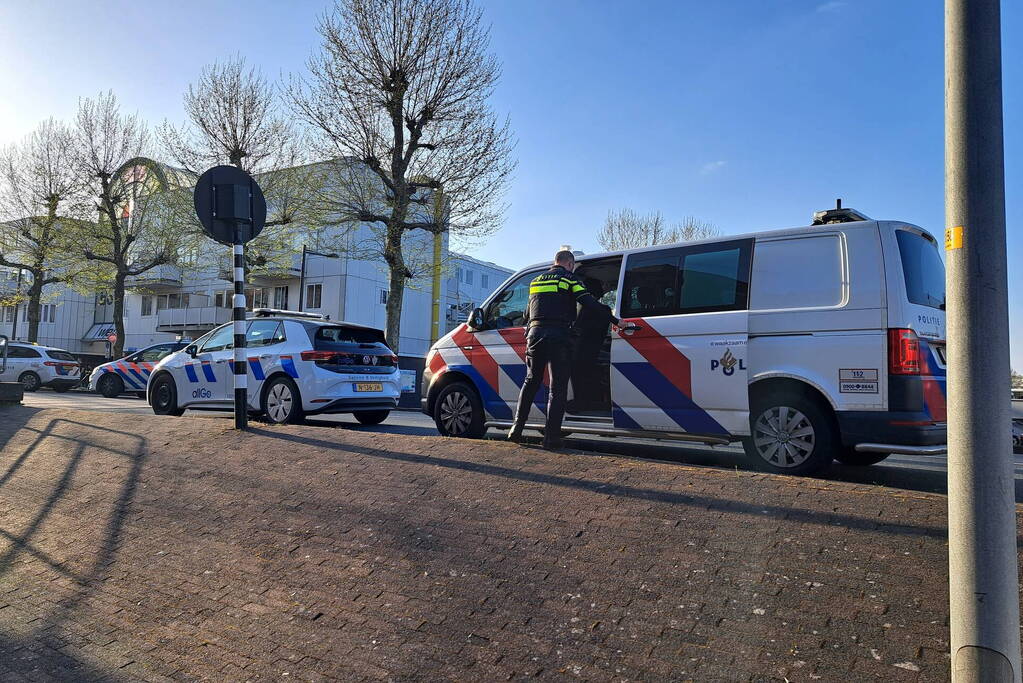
[297,245,340,312]
[945,0,1020,681]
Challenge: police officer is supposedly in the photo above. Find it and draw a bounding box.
[507,249,622,449]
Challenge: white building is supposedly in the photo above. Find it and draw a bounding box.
[445,252,514,332]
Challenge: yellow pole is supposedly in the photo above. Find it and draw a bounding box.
[431,231,442,344]
[430,187,445,344]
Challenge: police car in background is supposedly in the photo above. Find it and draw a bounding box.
[89,342,189,397]
[147,309,400,425]
[0,342,81,392]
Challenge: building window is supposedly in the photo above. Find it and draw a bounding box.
[379,289,388,305]
[464,269,473,285]
[4,306,13,322]
[45,304,55,323]
[306,283,322,309]
[215,292,224,308]
[141,296,153,316]
[273,286,288,310]
[481,274,489,290]
[456,267,463,283]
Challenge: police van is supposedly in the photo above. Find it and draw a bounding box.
[422,206,947,475]
[147,309,401,425]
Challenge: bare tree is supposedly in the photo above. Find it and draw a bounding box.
[0,119,80,342]
[596,208,719,252]
[290,0,515,351]
[71,91,186,358]
[160,55,318,276]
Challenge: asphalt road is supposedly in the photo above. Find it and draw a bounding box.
[19,388,1023,502]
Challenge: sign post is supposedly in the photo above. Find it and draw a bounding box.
[193,166,267,430]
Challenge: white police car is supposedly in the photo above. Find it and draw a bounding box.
[147,309,400,424]
[89,341,189,398]
[0,342,81,392]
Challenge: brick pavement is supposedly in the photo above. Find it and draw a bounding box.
[0,406,1018,681]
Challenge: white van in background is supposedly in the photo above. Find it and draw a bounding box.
[421,205,947,475]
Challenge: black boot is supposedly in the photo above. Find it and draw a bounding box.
[506,426,524,443]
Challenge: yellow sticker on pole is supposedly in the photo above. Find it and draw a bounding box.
[945,225,964,251]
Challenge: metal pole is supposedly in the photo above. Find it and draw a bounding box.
[232,226,248,430]
[945,1,1019,680]
[298,245,307,312]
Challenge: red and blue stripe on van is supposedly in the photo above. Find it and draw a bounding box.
[432,323,728,436]
[918,339,947,422]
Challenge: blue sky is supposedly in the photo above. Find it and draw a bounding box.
[0,0,1020,368]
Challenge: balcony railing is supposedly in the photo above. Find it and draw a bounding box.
[156,305,230,331]
[126,264,182,289]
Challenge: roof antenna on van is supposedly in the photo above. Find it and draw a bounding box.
[811,198,870,225]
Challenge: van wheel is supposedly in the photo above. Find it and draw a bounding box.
[744,393,836,475]
[150,374,185,416]
[98,373,124,398]
[354,410,389,425]
[433,382,485,438]
[19,372,41,392]
[834,449,890,466]
[262,376,304,425]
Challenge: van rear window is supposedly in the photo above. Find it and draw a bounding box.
[896,230,945,310]
[46,350,77,361]
[315,325,386,345]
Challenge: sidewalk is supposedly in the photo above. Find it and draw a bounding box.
[0,406,1016,681]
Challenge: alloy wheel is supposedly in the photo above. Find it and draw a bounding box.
[267,383,293,422]
[439,391,472,435]
[752,405,816,468]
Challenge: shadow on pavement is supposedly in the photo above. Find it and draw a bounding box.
[247,426,948,540]
[0,407,147,680]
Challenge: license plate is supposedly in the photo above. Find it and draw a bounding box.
[354,382,383,392]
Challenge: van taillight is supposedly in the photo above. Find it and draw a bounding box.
[888,328,921,375]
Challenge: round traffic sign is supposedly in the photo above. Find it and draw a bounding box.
[193,165,267,245]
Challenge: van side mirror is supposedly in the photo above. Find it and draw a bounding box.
[185,345,198,358]
[468,307,485,330]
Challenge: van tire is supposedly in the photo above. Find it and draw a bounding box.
[834,449,890,466]
[433,381,485,439]
[744,392,836,476]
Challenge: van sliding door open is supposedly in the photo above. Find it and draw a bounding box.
[611,240,753,438]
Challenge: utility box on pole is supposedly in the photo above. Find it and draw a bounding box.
[945,0,1020,680]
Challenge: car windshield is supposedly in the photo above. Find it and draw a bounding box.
[896,230,946,310]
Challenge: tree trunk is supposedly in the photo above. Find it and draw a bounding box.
[25,273,43,343]
[383,226,406,353]
[113,271,126,358]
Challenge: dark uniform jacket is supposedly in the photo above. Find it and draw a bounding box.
[524,266,618,329]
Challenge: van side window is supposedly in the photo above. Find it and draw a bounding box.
[484,270,541,329]
[621,240,752,318]
[679,246,748,312]
[750,235,844,310]
[622,251,681,318]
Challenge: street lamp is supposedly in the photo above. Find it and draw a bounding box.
[297,245,340,312]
